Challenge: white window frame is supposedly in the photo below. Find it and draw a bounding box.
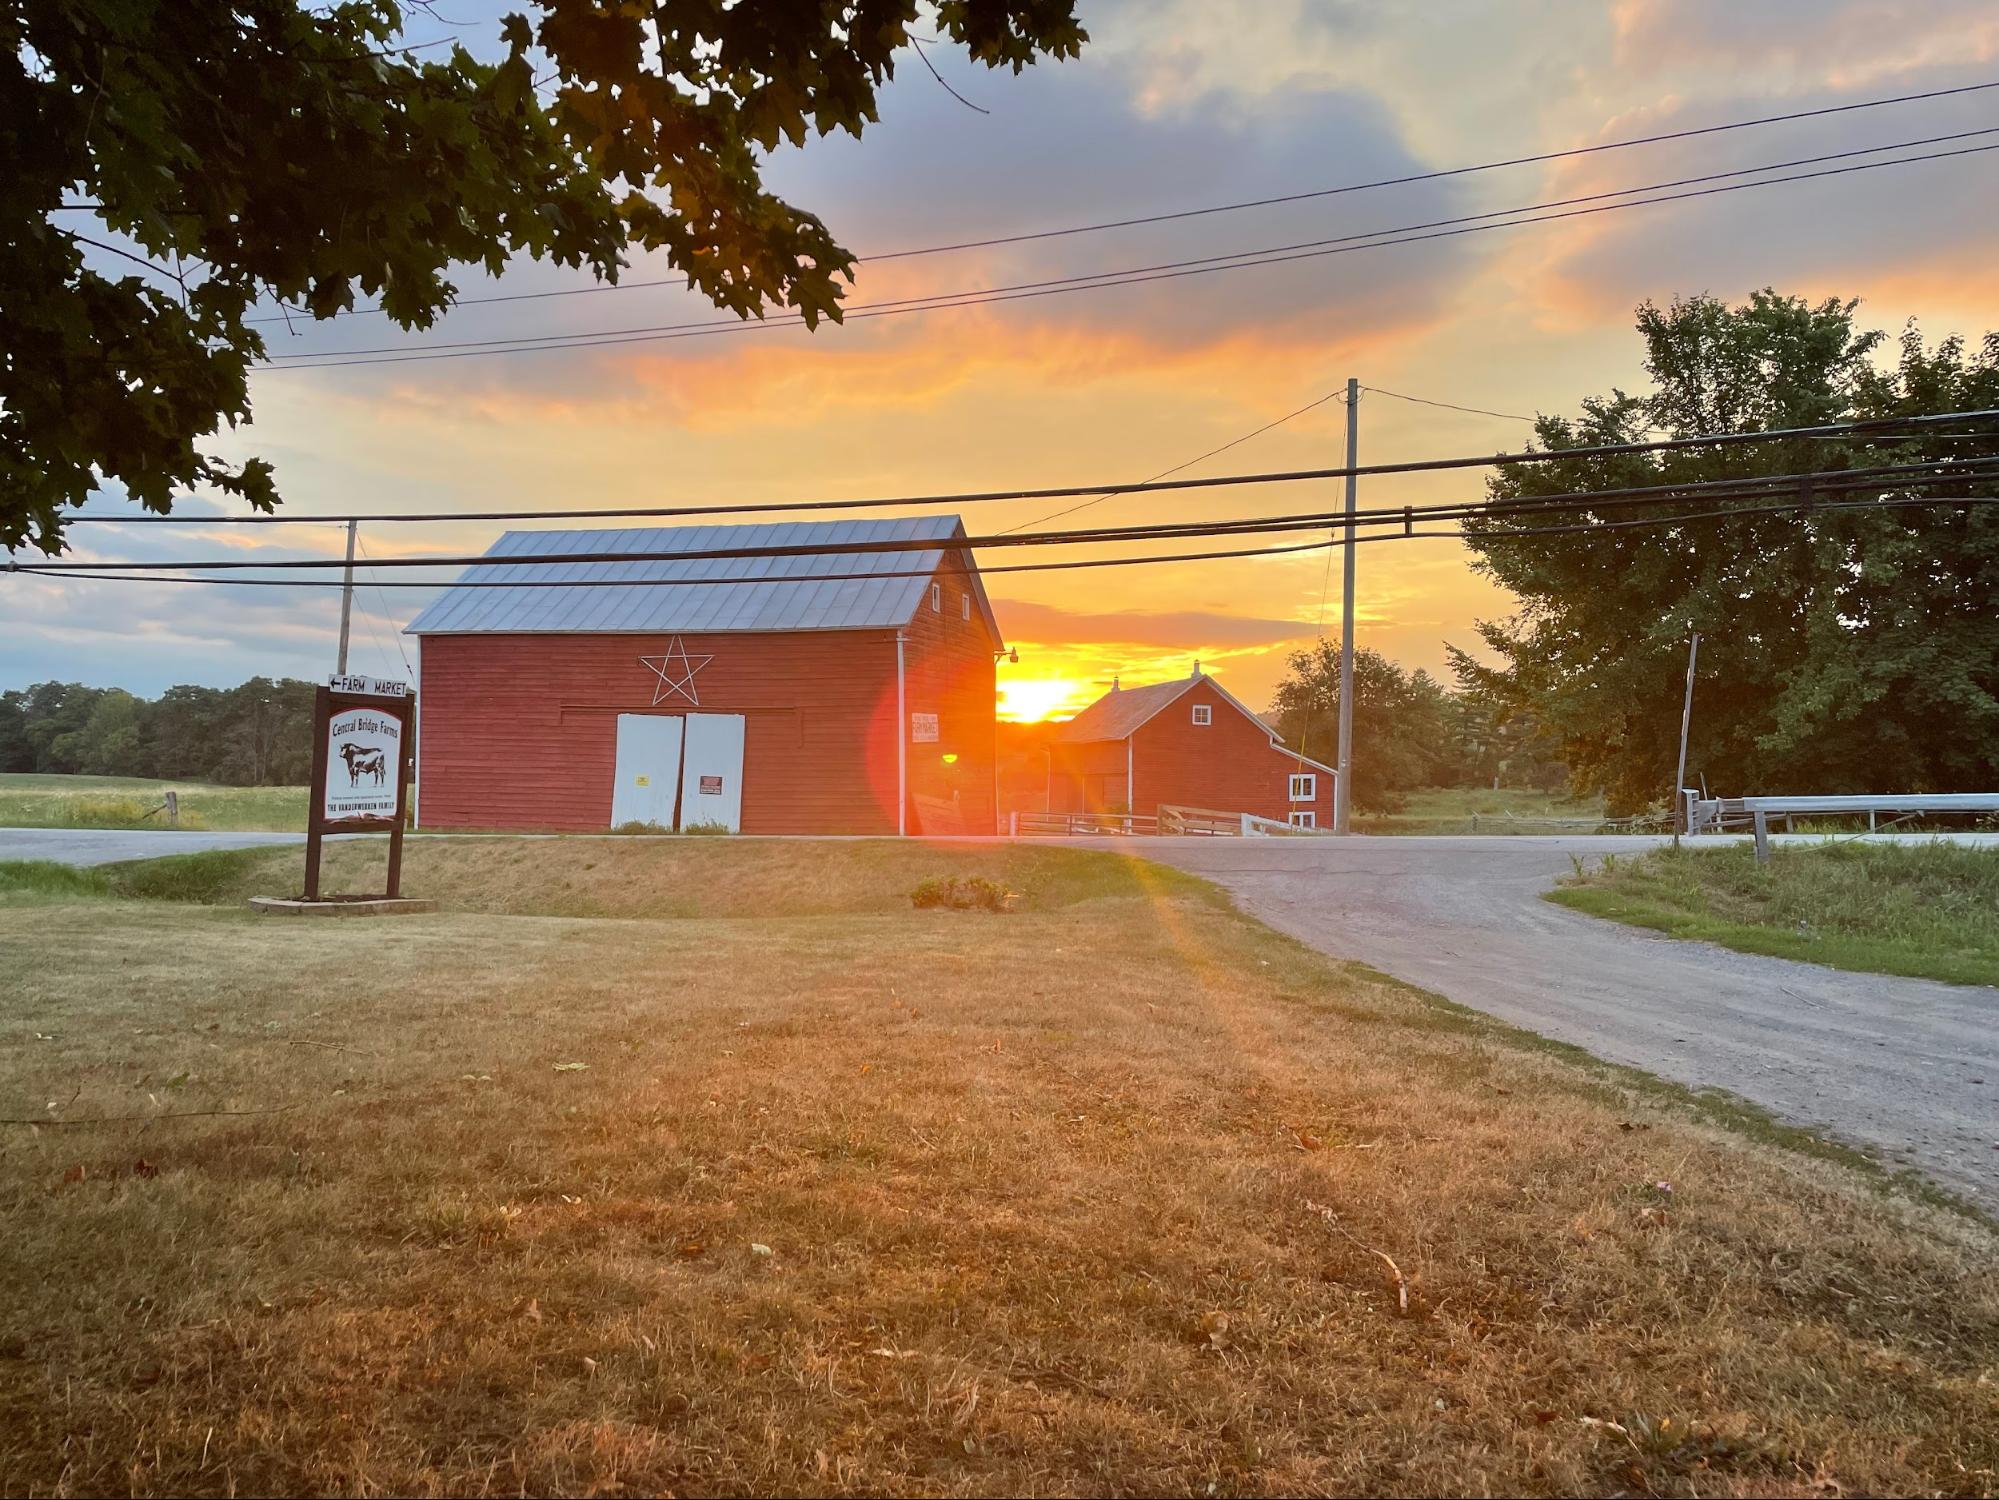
[930,583,942,612]
[1289,810,1316,829]
[1191,703,1212,725]
[1288,772,1316,802]
[961,592,971,621]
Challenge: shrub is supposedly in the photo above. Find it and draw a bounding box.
[910,875,1014,913]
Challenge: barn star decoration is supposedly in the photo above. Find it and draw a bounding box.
[639,637,713,706]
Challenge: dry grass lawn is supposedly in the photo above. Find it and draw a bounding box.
[1,840,1995,1497]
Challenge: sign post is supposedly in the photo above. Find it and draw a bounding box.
[305,676,415,901]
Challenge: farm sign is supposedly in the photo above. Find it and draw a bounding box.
[323,707,402,823]
[304,682,417,901]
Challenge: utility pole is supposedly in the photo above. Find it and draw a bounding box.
[1672,629,1700,848]
[1334,377,1359,835]
[336,518,357,677]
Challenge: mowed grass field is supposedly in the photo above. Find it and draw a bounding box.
[0,773,307,831]
[1352,786,1609,835]
[2,840,1996,1497]
[1552,841,1999,987]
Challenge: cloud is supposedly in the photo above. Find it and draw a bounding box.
[995,599,1318,650]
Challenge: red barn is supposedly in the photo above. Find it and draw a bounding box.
[405,517,1002,836]
[1045,667,1336,827]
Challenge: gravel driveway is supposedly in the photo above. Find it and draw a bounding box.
[0,828,308,866]
[1100,834,1999,1204]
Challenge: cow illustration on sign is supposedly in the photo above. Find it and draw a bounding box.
[338,741,387,787]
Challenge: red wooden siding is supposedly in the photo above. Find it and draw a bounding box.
[1044,679,1334,826]
[899,553,1000,836]
[417,629,907,834]
[414,557,1000,836]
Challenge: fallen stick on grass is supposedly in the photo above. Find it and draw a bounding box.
[1304,1198,1410,1314]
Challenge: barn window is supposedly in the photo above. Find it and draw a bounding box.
[930,583,942,612]
[1288,773,1315,801]
[961,592,971,621]
[1191,704,1212,725]
[1289,810,1317,828]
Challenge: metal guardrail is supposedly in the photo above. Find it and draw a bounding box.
[1685,791,1999,859]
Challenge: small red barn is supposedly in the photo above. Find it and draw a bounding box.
[405,517,1002,836]
[1045,667,1335,827]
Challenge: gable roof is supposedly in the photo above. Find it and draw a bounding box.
[1051,671,1337,776]
[404,515,1003,639]
[1049,676,1197,743]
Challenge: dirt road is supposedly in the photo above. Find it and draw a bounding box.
[1108,834,1998,1203]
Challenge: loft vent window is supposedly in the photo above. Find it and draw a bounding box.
[1288,773,1316,801]
[930,583,942,612]
[961,593,971,621]
[1191,704,1212,726]
[1289,810,1317,828]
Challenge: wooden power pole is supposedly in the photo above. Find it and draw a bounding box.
[1334,377,1359,835]
[1672,630,1700,848]
[336,518,357,676]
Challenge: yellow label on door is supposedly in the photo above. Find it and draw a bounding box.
[635,774,650,786]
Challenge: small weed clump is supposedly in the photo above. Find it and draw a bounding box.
[910,874,1014,912]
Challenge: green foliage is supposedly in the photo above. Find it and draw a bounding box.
[1268,645,1492,812]
[910,873,1012,911]
[3,0,1087,551]
[1461,291,1999,814]
[0,860,114,900]
[0,678,316,783]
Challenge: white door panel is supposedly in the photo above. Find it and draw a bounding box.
[679,713,746,833]
[611,714,684,829]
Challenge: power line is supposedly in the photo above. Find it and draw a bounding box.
[258,131,1999,368]
[49,408,1999,530]
[19,492,1999,593]
[242,77,1999,326]
[1362,386,1535,423]
[24,457,1999,576]
[997,386,1348,536]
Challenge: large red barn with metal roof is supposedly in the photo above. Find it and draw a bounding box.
[404,516,1002,836]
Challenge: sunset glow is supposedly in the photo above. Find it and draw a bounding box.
[9,1,1998,712]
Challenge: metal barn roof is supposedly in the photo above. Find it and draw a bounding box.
[404,515,1002,639]
[1050,676,1198,743]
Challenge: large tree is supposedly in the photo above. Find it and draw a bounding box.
[1,0,1086,552]
[1455,291,1999,814]
[1269,644,1468,813]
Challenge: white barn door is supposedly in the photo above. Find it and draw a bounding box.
[611,714,684,829]
[678,713,746,832]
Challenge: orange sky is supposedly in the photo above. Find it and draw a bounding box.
[9,0,1999,718]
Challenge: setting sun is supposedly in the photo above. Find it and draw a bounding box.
[996,675,1091,723]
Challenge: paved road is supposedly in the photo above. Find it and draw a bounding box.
[0,827,307,866]
[1099,834,1999,1203]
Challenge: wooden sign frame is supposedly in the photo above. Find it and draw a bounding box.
[305,684,416,900]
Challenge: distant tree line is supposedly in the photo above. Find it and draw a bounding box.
[0,679,317,784]
[1269,645,1567,813]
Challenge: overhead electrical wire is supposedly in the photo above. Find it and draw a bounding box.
[1362,387,1535,423]
[996,385,1349,536]
[22,458,1999,577]
[18,492,1999,593]
[241,77,1999,327]
[47,409,1999,531]
[257,132,1999,370]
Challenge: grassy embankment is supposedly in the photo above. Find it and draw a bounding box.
[1352,785,1610,835]
[1,838,1995,1496]
[0,773,306,831]
[1551,840,1999,987]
